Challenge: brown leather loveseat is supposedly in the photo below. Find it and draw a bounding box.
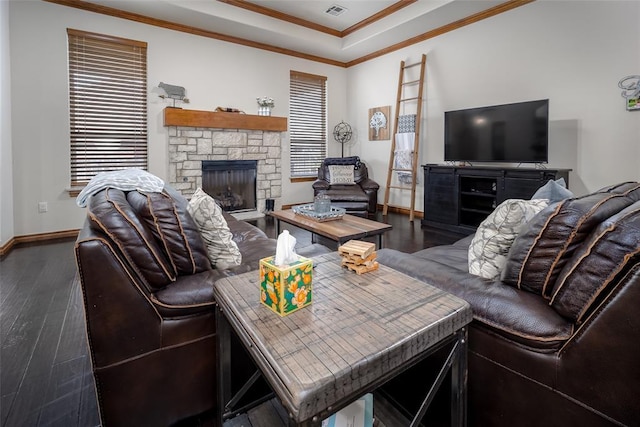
[377,181,640,426]
[312,156,379,217]
[75,185,326,425]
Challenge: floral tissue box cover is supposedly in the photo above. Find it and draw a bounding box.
[259,256,313,316]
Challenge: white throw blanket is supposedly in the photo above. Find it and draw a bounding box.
[76,168,165,207]
[394,132,416,185]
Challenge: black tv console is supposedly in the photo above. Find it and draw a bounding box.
[421,164,571,233]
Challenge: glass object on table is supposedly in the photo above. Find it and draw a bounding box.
[314,192,331,214]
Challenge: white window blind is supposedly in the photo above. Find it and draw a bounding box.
[67,29,148,187]
[289,71,327,178]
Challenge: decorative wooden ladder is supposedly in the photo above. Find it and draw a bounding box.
[382,54,426,222]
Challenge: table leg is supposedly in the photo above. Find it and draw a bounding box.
[275,218,281,236]
[451,327,468,427]
[377,234,383,249]
[216,306,232,426]
[409,332,467,427]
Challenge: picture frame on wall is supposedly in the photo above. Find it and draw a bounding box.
[368,106,390,140]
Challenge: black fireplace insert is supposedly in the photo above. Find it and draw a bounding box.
[202,160,257,212]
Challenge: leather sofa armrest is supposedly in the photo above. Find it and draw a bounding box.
[359,178,380,192]
[312,179,330,192]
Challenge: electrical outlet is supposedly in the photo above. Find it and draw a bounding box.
[38,202,48,213]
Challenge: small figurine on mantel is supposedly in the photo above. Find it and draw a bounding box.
[157,82,190,107]
[215,106,245,114]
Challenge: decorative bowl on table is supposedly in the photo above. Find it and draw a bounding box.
[292,204,346,222]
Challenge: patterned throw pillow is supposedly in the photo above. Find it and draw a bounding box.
[187,188,242,269]
[468,199,549,280]
[328,165,355,185]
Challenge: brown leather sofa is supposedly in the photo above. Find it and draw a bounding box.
[312,156,379,217]
[74,186,327,426]
[376,181,640,426]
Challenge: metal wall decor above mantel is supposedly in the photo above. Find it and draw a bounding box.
[163,107,287,131]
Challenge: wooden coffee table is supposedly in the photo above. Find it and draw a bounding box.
[270,209,392,248]
[214,252,472,426]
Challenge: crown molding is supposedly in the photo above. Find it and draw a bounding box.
[44,0,534,68]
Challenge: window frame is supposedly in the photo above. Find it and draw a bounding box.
[67,29,148,193]
[289,70,327,180]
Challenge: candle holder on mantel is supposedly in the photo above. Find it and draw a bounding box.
[256,96,274,116]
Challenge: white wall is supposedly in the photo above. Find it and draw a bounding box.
[8,1,347,237]
[346,1,640,211]
[7,1,640,239]
[1,1,13,247]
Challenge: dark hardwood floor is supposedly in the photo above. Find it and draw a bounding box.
[0,212,466,426]
[1,240,100,427]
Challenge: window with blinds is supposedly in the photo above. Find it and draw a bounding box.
[289,71,327,178]
[67,29,148,188]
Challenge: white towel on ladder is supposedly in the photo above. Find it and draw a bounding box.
[394,132,415,185]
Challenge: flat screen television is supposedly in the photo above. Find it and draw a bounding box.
[444,99,549,164]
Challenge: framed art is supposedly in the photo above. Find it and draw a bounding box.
[368,106,390,140]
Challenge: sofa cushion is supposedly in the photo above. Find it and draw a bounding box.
[501,190,637,297]
[226,212,275,265]
[469,199,549,280]
[126,187,210,276]
[411,234,472,271]
[605,181,640,201]
[376,249,573,351]
[595,181,639,194]
[328,165,356,185]
[550,201,640,323]
[152,270,218,317]
[88,188,176,290]
[323,186,369,202]
[187,188,242,269]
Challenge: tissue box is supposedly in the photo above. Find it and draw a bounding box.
[259,256,313,316]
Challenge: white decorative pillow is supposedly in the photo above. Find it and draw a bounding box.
[187,187,242,269]
[468,198,549,280]
[328,165,355,185]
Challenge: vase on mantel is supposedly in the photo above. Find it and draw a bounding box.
[258,106,272,116]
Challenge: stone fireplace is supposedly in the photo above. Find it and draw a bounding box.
[164,108,287,214]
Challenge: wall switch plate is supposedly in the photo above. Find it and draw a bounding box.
[38,202,48,213]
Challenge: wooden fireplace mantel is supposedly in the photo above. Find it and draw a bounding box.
[163,107,287,131]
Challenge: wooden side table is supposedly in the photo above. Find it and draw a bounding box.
[214,252,472,426]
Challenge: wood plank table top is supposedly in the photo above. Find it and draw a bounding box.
[269,209,392,247]
[214,252,472,425]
